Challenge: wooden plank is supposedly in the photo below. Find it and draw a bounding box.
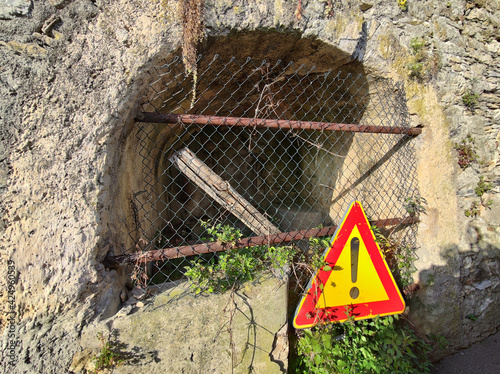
[169,147,280,236]
[135,112,423,136]
[103,217,418,267]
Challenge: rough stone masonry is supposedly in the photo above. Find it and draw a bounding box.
[0,0,498,373]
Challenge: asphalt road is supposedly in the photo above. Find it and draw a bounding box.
[432,330,500,374]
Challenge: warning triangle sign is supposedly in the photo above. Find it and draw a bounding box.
[293,201,405,329]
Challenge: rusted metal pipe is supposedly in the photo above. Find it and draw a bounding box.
[135,112,423,136]
[103,216,418,268]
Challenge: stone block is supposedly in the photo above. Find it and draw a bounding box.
[79,275,288,374]
[0,0,30,20]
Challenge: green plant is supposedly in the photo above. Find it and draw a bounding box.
[407,61,424,78]
[200,220,242,244]
[406,38,440,80]
[404,196,428,216]
[394,244,418,289]
[265,245,297,268]
[308,236,331,271]
[410,37,425,55]
[296,315,433,373]
[454,134,478,169]
[398,0,408,11]
[462,89,479,109]
[185,221,296,294]
[474,176,492,198]
[93,332,124,373]
[465,200,480,218]
[466,314,478,321]
[369,224,417,290]
[185,247,259,294]
[464,176,493,217]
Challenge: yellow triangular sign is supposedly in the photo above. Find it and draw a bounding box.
[294,201,405,328]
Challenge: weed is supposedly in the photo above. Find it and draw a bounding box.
[404,195,428,217]
[398,0,408,11]
[462,89,479,109]
[184,247,259,294]
[464,177,492,217]
[200,220,242,244]
[474,176,492,198]
[266,245,297,268]
[185,221,295,294]
[464,201,480,218]
[394,244,418,288]
[370,224,417,290]
[307,236,331,270]
[93,332,124,373]
[407,61,424,79]
[406,38,440,81]
[296,315,433,373]
[410,37,425,55]
[454,134,477,169]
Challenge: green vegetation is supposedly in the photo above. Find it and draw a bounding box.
[410,37,425,53]
[474,175,492,198]
[93,332,124,373]
[200,219,242,244]
[184,222,296,294]
[187,207,433,373]
[404,195,428,217]
[406,37,440,81]
[464,201,480,218]
[454,134,478,169]
[465,176,493,217]
[296,315,434,373]
[398,0,408,11]
[462,89,479,109]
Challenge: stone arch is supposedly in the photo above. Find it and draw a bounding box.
[101,30,418,291]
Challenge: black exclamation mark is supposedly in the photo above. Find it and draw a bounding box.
[350,237,360,299]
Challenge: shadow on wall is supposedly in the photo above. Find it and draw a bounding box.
[410,240,499,361]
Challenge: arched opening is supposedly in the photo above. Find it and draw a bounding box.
[111,31,419,289]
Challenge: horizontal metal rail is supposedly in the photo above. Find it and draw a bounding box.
[104,216,418,268]
[135,112,423,136]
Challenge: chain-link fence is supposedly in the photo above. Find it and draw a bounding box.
[108,55,420,292]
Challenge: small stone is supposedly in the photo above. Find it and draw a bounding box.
[120,289,127,303]
[41,15,61,36]
[136,301,144,307]
[116,304,135,317]
[0,0,31,20]
[69,349,95,373]
[360,3,373,11]
[0,40,48,58]
[474,279,493,290]
[131,287,146,299]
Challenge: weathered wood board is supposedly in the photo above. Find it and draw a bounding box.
[169,147,280,236]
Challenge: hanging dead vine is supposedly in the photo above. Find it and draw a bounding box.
[178,0,205,106]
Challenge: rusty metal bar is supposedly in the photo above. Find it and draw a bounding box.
[104,216,418,268]
[135,112,423,136]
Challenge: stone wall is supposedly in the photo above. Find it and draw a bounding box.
[0,0,498,372]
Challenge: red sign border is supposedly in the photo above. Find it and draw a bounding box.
[293,201,405,328]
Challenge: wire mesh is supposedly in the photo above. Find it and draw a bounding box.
[125,55,420,290]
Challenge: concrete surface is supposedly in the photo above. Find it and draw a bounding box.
[432,330,500,374]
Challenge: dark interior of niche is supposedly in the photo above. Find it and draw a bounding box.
[138,32,369,257]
